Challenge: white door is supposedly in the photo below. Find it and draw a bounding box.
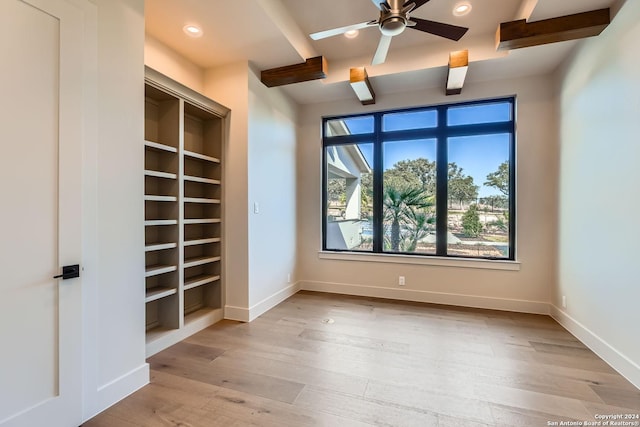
[0,0,88,425]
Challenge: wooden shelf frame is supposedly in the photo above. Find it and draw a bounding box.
[145,264,178,278]
[145,169,177,180]
[183,150,220,164]
[145,242,178,252]
[183,256,221,269]
[144,219,178,226]
[184,237,220,247]
[145,195,178,202]
[183,176,221,185]
[184,197,220,204]
[184,275,220,291]
[144,66,229,357]
[183,218,221,225]
[145,287,177,303]
[145,140,178,153]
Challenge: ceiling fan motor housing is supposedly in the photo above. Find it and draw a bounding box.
[378,0,412,36]
[380,15,407,36]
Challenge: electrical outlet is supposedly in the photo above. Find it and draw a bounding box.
[562,295,567,309]
[287,273,291,283]
[398,276,405,286]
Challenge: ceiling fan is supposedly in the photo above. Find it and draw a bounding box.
[309,0,469,65]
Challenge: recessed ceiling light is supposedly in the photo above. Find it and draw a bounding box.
[344,29,359,39]
[183,24,203,38]
[453,2,472,16]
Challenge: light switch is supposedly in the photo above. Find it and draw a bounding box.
[254,202,259,214]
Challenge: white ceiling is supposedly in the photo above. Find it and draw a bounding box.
[145,0,616,104]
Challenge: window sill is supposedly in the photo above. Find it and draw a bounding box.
[318,251,521,271]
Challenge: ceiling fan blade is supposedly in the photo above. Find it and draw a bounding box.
[370,0,390,10]
[409,17,468,41]
[404,0,432,10]
[372,35,393,65]
[310,21,376,40]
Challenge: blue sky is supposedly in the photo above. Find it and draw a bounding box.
[344,102,511,197]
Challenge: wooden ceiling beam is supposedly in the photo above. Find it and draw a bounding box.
[496,8,610,51]
[350,67,376,105]
[261,56,328,88]
[446,50,468,96]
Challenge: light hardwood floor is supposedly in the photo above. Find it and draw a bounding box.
[84,291,640,426]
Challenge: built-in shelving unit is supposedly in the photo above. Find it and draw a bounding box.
[144,67,228,357]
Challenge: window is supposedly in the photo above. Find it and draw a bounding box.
[322,98,515,260]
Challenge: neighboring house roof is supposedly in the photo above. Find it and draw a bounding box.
[326,120,371,177]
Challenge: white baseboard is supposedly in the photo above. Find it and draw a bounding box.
[247,282,301,321]
[83,363,149,422]
[300,280,550,315]
[225,282,301,322]
[224,304,250,322]
[550,305,640,390]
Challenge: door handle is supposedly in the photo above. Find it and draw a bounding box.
[53,264,80,280]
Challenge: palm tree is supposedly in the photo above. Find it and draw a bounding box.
[403,210,435,252]
[383,186,432,251]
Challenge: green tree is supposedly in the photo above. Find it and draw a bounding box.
[462,204,483,237]
[480,195,508,211]
[386,158,437,194]
[360,173,372,218]
[448,162,479,209]
[327,178,346,204]
[484,161,509,196]
[383,186,432,251]
[402,210,435,252]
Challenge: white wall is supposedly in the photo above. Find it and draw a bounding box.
[144,34,204,93]
[204,62,251,319]
[298,74,559,313]
[204,63,299,321]
[247,68,299,313]
[83,0,148,420]
[555,0,640,388]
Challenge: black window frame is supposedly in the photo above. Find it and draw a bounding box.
[322,97,516,261]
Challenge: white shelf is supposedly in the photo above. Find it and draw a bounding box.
[145,242,177,252]
[184,197,220,204]
[145,169,177,180]
[184,237,220,247]
[184,150,220,163]
[184,275,220,291]
[183,218,221,225]
[145,287,177,303]
[145,195,177,202]
[184,175,221,185]
[145,140,177,153]
[145,264,177,277]
[144,219,178,226]
[183,256,221,269]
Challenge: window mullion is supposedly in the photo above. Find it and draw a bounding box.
[508,100,516,259]
[436,106,448,256]
[373,113,384,253]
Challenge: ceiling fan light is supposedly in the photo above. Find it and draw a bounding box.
[453,2,472,17]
